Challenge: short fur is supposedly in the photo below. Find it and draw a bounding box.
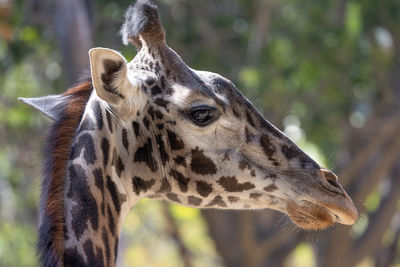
[38,81,92,266]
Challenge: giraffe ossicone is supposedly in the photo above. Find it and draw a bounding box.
[20,0,357,266]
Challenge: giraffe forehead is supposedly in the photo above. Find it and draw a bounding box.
[127,48,232,108]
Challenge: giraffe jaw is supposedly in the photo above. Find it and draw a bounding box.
[286,200,336,230]
[285,194,358,230]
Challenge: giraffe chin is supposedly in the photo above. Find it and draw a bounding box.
[286,201,337,230]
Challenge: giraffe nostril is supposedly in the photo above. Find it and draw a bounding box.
[321,169,338,183]
[320,169,343,194]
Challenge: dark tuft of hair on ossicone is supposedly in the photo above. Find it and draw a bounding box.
[120,0,165,47]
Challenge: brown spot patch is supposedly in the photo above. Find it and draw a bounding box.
[106,175,126,215]
[101,138,109,168]
[169,169,189,192]
[68,164,99,240]
[249,193,261,200]
[157,177,171,193]
[245,127,253,143]
[228,196,239,203]
[148,106,164,120]
[116,156,125,177]
[132,176,155,195]
[106,110,113,133]
[188,196,202,206]
[264,184,278,193]
[196,181,213,197]
[190,148,217,175]
[151,84,162,95]
[143,116,150,130]
[166,193,180,202]
[281,144,303,160]
[64,247,86,266]
[69,133,96,164]
[83,239,104,266]
[122,128,129,151]
[156,134,169,165]
[132,121,140,137]
[206,195,227,208]
[281,144,319,169]
[232,107,241,118]
[246,110,255,127]
[134,138,158,172]
[238,159,249,170]
[217,176,255,192]
[260,134,279,166]
[167,130,184,150]
[173,156,186,167]
[154,98,169,109]
[93,168,105,215]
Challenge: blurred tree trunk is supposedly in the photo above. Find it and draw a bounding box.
[28,0,93,84]
[246,0,271,65]
[47,0,93,85]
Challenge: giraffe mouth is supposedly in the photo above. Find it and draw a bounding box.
[286,193,358,230]
[310,193,358,226]
[286,200,336,230]
[277,170,358,229]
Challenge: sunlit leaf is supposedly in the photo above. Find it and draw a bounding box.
[345,1,363,38]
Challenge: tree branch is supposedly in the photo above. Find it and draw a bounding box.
[162,202,193,267]
[351,123,400,205]
[340,113,400,187]
[247,0,272,64]
[349,162,400,266]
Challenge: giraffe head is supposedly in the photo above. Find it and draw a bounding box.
[97,0,357,229]
[22,0,357,231]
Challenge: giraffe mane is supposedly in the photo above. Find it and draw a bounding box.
[38,80,93,266]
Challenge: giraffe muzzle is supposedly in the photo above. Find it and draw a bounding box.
[286,169,358,229]
[316,189,358,226]
[315,169,358,226]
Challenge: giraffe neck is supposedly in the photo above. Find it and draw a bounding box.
[38,82,148,266]
[62,90,165,266]
[62,95,126,266]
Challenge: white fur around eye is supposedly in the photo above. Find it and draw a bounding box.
[169,84,192,106]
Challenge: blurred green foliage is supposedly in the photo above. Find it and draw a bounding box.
[121,200,222,267]
[0,0,399,266]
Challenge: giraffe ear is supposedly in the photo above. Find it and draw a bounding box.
[89,48,129,105]
[18,95,69,121]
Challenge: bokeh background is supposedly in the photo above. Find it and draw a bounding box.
[1,0,400,266]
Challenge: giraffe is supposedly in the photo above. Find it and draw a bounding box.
[19,0,357,266]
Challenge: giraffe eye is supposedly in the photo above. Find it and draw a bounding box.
[189,105,218,126]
